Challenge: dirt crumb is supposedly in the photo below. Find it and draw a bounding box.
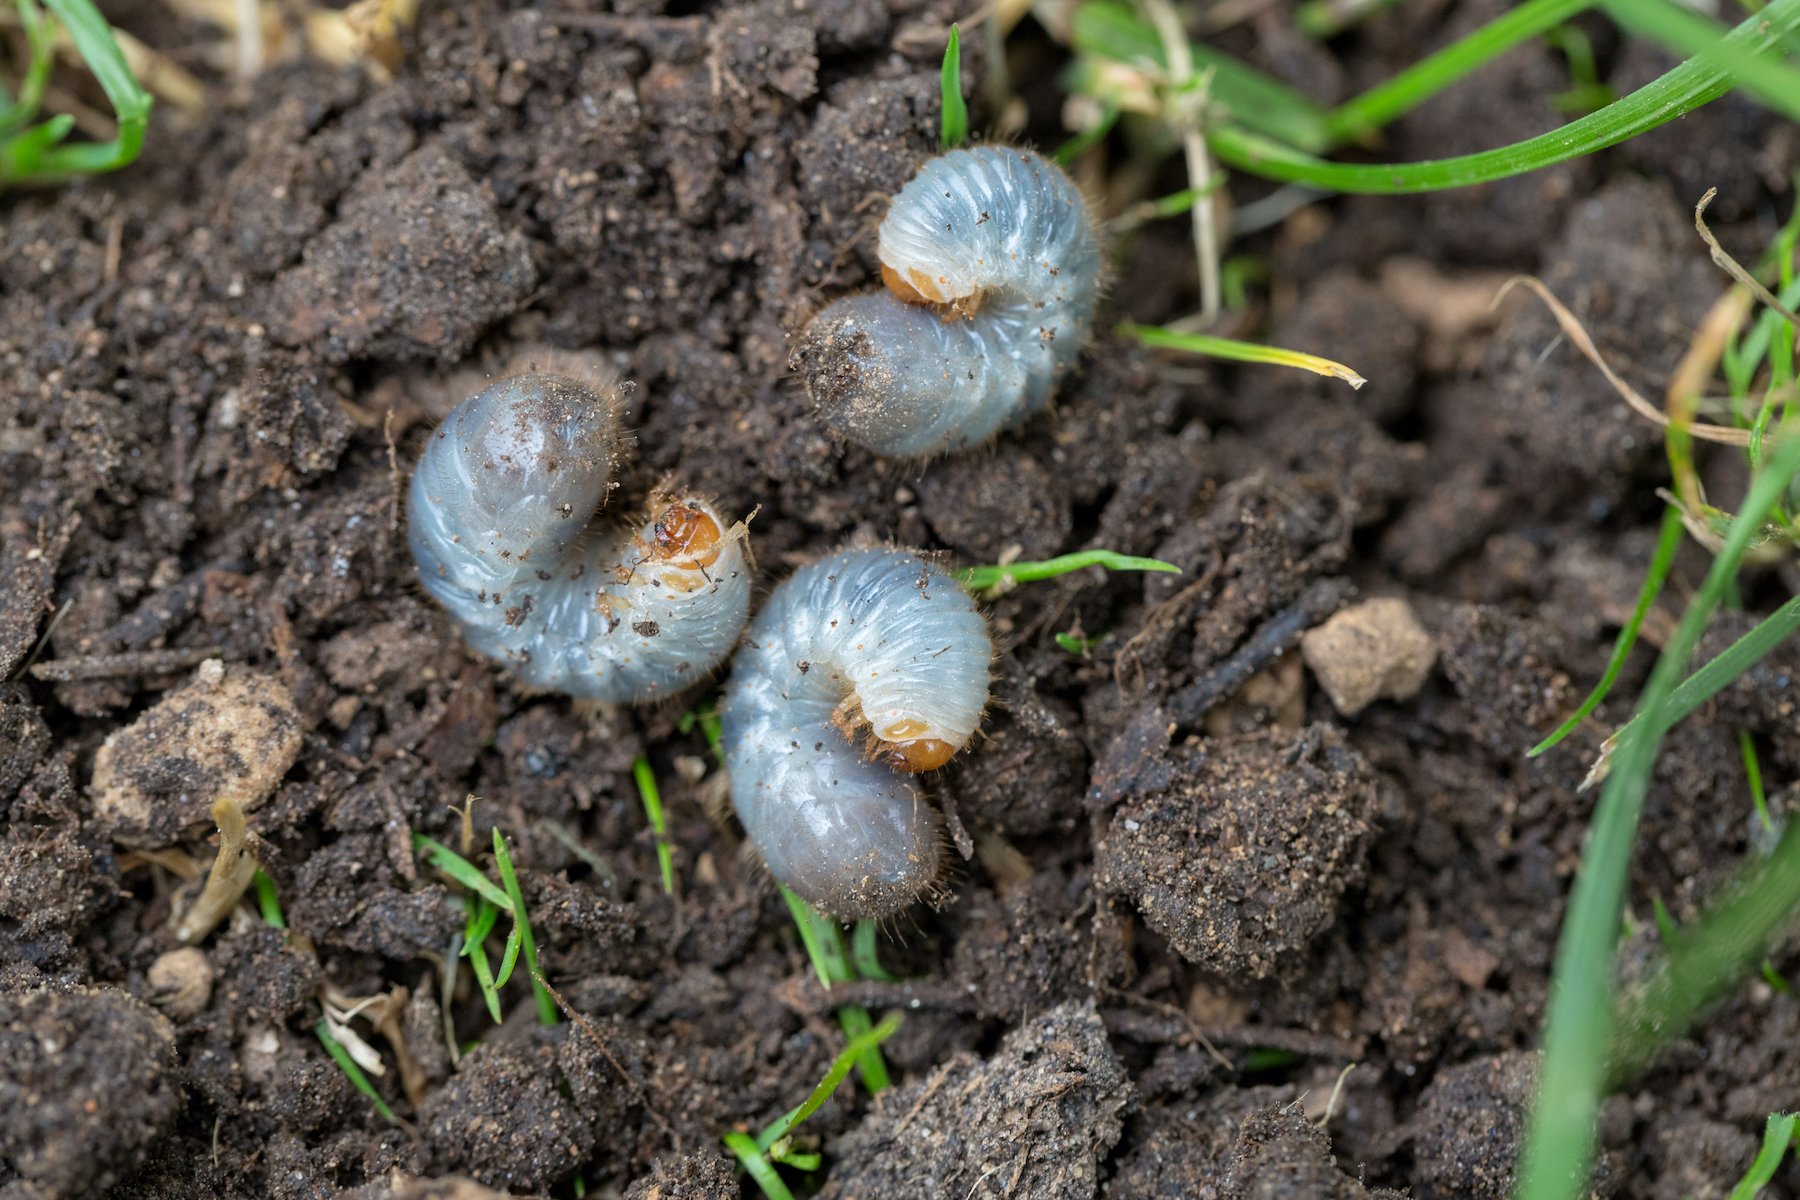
[623,1152,738,1199]
[819,1000,1132,1200]
[87,662,303,847]
[0,987,181,1199]
[1097,725,1377,981]
[1225,1105,1403,1199]
[1404,1051,1625,1199]
[1301,597,1437,716]
[268,143,536,363]
[144,947,214,1020]
[338,1172,516,1200]
[420,1037,593,1193]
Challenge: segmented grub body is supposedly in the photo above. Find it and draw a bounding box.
[408,373,752,702]
[721,548,992,919]
[796,146,1103,457]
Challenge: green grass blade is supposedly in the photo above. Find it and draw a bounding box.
[32,0,152,177]
[0,0,54,132]
[1125,322,1367,387]
[755,1012,903,1151]
[1072,0,1333,151]
[850,921,895,982]
[251,868,286,929]
[466,928,504,1023]
[413,833,513,912]
[494,920,524,989]
[1518,435,1800,1200]
[834,1003,892,1093]
[314,1019,398,1123]
[957,549,1180,593]
[781,886,850,988]
[1739,731,1773,835]
[1611,818,1800,1085]
[461,897,501,955]
[0,113,74,182]
[1323,0,1596,142]
[1654,593,1800,733]
[1730,1113,1799,1199]
[1211,0,1800,193]
[493,828,558,1026]
[940,24,969,148]
[632,756,677,894]
[724,1131,799,1200]
[1530,504,1685,756]
[1601,0,1800,123]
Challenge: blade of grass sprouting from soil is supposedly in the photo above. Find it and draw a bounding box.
[1609,817,1800,1085]
[1601,0,1800,123]
[1072,1,1333,151]
[315,1019,398,1123]
[940,24,969,148]
[462,896,501,953]
[0,0,53,131]
[781,889,891,1086]
[493,921,523,988]
[833,1002,892,1092]
[1125,322,1367,387]
[755,1012,903,1150]
[493,828,558,1025]
[466,928,503,1023]
[1730,1113,1799,1199]
[724,1131,799,1200]
[28,0,152,178]
[1530,504,1685,756]
[1322,0,1595,142]
[851,921,896,982]
[781,886,845,989]
[957,549,1180,593]
[251,868,286,928]
[1518,434,1800,1200]
[632,756,677,894]
[1636,593,1800,739]
[1739,731,1774,835]
[1210,0,1800,193]
[413,833,514,912]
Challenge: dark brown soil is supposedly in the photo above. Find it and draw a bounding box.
[3,0,1800,1196]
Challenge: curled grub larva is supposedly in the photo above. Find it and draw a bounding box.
[795,146,1102,457]
[720,547,992,919]
[408,373,752,702]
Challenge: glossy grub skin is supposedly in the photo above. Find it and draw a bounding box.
[795,146,1102,457]
[721,548,993,919]
[407,373,752,703]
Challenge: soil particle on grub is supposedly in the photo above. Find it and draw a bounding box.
[1301,597,1437,717]
[818,1000,1132,1200]
[267,142,536,363]
[0,987,181,1199]
[1097,725,1378,981]
[86,660,303,847]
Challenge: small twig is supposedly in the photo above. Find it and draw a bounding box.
[1695,189,1800,331]
[535,974,683,1150]
[1497,276,1753,447]
[176,797,259,943]
[1141,0,1221,320]
[28,645,223,682]
[1167,577,1354,725]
